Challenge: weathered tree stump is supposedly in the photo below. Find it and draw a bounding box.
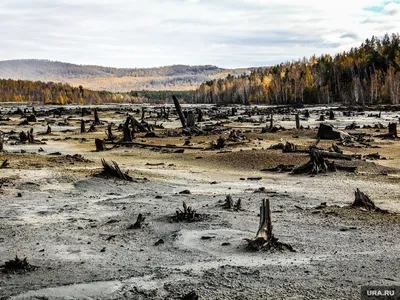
[123,116,134,142]
[283,141,297,153]
[80,120,86,133]
[95,139,105,152]
[245,199,295,252]
[295,113,300,130]
[389,123,398,138]
[223,195,233,209]
[27,128,34,143]
[172,201,203,222]
[0,133,4,152]
[19,131,28,143]
[93,109,100,125]
[99,159,133,181]
[105,123,115,140]
[197,108,204,122]
[292,149,335,175]
[352,189,387,213]
[0,256,38,274]
[45,125,51,135]
[127,214,146,229]
[329,109,335,120]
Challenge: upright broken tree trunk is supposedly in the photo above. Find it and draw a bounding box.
[123,117,133,142]
[141,107,146,121]
[246,199,294,252]
[45,125,51,135]
[95,139,105,152]
[295,113,300,130]
[270,114,274,129]
[80,120,86,133]
[93,109,100,125]
[197,108,204,123]
[172,95,186,128]
[19,131,28,143]
[27,128,34,143]
[329,109,335,120]
[388,123,398,138]
[0,133,4,152]
[106,123,115,140]
[187,111,195,128]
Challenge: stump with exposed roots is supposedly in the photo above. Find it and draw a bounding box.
[245,199,295,252]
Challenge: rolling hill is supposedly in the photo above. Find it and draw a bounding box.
[0,59,251,92]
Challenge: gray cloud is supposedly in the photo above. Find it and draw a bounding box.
[0,0,398,68]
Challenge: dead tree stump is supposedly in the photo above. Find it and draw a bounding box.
[45,125,51,135]
[0,133,4,152]
[245,199,294,252]
[295,113,300,130]
[105,123,115,140]
[352,189,387,213]
[80,120,86,133]
[19,131,28,143]
[127,214,146,229]
[27,129,34,143]
[329,109,335,120]
[389,123,398,138]
[99,159,133,181]
[94,109,100,125]
[95,139,105,152]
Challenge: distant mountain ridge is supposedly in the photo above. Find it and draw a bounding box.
[0,59,250,92]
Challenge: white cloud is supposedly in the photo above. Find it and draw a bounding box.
[0,0,398,68]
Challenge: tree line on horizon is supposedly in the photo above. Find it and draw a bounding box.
[0,79,137,104]
[194,33,400,106]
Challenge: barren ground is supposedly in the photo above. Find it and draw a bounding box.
[0,105,399,300]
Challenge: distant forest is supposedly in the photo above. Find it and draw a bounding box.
[1,34,399,105]
[194,33,400,105]
[0,79,194,104]
[0,79,133,104]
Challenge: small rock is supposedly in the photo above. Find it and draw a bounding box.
[155,239,164,246]
[100,247,106,252]
[179,190,191,195]
[17,193,22,197]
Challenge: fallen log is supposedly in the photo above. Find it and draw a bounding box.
[104,141,205,150]
[245,199,295,252]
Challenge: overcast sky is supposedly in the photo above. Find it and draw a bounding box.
[0,0,399,68]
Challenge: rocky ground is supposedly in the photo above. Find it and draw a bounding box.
[0,105,400,299]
